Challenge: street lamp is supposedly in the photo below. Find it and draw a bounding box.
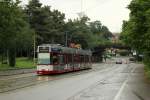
[33,31,36,65]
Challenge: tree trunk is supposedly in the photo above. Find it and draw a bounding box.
[8,47,16,67]
[1,53,3,64]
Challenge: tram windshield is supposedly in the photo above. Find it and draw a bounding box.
[38,53,50,64]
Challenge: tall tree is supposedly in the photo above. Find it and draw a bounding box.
[25,0,65,45]
[64,17,113,49]
[25,0,43,44]
[89,21,102,34]
[64,16,93,48]
[121,0,150,62]
[89,21,113,39]
[0,0,33,66]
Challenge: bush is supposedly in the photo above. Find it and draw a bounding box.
[118,50,129,56]
[145,65,150,80]
[144,55,150,80]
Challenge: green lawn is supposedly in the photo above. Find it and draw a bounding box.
[0,57,36,70]
[145,65,150,80]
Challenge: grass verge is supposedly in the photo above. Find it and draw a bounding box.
[144,65,150,81]
[0,57,36,71]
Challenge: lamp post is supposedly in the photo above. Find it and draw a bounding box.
[33,32,36,65]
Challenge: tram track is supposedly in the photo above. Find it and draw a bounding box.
[0,63,108,81]
[0,63,115,93]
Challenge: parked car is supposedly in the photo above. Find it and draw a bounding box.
[116,59,122,64]
[129,57,136,61]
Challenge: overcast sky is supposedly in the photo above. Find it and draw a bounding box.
[21,0,132,33]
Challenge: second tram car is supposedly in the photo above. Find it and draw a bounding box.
[37,44,92,75]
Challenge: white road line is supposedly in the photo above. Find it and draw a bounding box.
[113,65,136,100]
[113,79,128,100]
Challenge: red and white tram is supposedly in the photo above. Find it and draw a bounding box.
[37,44,92,75]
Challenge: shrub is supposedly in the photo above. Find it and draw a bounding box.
[118,50,129,56]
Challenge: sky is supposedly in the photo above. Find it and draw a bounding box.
[21,0,132,33]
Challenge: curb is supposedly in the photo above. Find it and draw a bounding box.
[0,69,36,76]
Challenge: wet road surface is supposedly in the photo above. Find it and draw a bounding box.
[0,63,110,92]
[0,58,150,100]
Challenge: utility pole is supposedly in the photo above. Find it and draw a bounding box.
[81,0,83,13]
[77,0,85,18]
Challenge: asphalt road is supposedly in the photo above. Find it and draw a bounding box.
[0,58,150,100]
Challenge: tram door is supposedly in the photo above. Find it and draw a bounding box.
[51,53,65,71]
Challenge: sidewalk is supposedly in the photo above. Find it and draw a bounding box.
[120,64,150,100]
[0,68,35,76]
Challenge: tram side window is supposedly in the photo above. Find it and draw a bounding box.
[84,55,88,62]
[68,54,73,63]
[85,55,89,62]
[78,55,81,63]
[74,55,79,63]
[84,56,86,62]
[89,56,91,62]
[59,54,65,64]
[80,55,84,63]
[51,53,59,64]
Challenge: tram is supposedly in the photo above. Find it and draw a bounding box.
[37,44,92,75]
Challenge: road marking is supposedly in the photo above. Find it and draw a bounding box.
[113,65,136,100]
[113,79,128,100]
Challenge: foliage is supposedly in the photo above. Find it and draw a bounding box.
[117,50,129,56]
[121,0,150,53]
[24,0,113,49]
[64,16,92,48]
[64,17,113,49]
[144,64,150,80]
[0,0,33,66]
[121,0,150,78]
[89,21,112,38]
[0,0,113,67]
[25,0,65,45]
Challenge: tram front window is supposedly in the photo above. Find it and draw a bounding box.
[38,53,50,64]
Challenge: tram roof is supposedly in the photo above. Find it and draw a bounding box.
[38,44,92,56]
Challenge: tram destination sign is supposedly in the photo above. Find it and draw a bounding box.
[39,47,49,53]
[51,48,61,52]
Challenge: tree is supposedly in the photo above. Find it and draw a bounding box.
[0,0,33,66]
[64,16,93,48]
[64,16,113,49]
[89,21,102,34]
[89,21,113,39]
[121,0,150,62]
[101,26,113,39]
[25,0,43,44]
[25,0,65,45]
